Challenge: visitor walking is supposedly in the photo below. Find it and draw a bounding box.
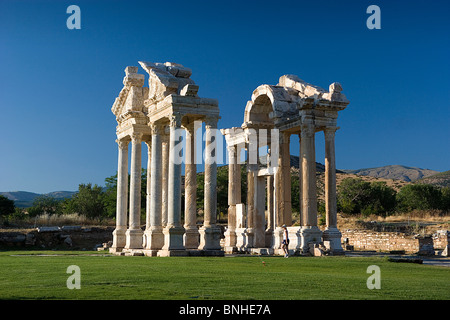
[282,224,289,258]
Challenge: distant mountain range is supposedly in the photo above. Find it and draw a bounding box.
[289,156,440,183]
[340,165,440,182]
[0,191,76,208]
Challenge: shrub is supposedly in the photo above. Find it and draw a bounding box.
[337,178,397,216]
[396,184,443,212]
[0,195,15,217]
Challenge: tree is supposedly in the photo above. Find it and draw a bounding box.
[337,178,397,216]
[0,195,15,217]
[70,183,106,220]
[337,178,373,215]
[441,187,450,212]
[365,181,397,216]
[28,195,61,217]
[103,173,118,219]
[396,184,443,212]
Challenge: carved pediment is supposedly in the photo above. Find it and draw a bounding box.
[112,67,148,122]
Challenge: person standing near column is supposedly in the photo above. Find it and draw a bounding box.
[282,224,290,258]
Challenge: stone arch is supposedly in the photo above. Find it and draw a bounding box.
[244,84,299,126]
[244,85,276,126]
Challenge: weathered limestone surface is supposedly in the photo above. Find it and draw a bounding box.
[111,61,221,257]
[183,123,199,249]
[224,74,349,255]
[111,139,128,252]
[111,61,348,257]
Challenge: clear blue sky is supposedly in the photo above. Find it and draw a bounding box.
[1,0,449,194]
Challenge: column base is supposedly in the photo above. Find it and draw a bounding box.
[184,225,200,249]
[198,225,222,251]
[265,229,273,248]
[157,249,188,257]
[162,225,185,251]
[245,227,255,249]
[235,228,248,252]
[272,227,284,250]
[144,226,164,251]
[287,227,302,255]
[111,227,127,251]
[300,226,322,254]
[322,227,345,255]
[224,228,237,253]
[125,228,144,249]
[224,228,237,247]
[143,249,160,257]
[253,227,266,248]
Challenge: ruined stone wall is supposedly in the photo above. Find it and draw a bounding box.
[341,229,449,255]
[0,226,113,250]
[341,230,419,253]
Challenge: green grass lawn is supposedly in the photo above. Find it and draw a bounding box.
[0,251,449,300]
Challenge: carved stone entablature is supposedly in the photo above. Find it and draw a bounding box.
[243,74,349,130]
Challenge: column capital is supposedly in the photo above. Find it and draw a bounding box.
[130,132,143,144]
[227,143,237,155]
[227,144,237,165]
[169,113,183,128]
[182,121,196,133]
[150,123,165,135]
[300,123,315,138]
[116,138,129,150]
[324,126,339,140]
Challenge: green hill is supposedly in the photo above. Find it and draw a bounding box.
[415,170,450,188]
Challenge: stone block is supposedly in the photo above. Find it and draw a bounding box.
[37,226,61,233]
[198,225,221,251]
[162,225,185,251]
[180,84,199,96]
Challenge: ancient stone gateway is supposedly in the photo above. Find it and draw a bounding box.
[110,62,221,256]
[222,75,349,255]
[109,62,349,257]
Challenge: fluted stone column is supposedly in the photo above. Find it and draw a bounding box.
[300,124,322,253]
[145,125,164,254]
[273,131,290,249]
[297,134,303,226]
[161,114,185,255]
[161,132,169,227]
[245,128,260,248]
[322,127,344,254]
[254,175,266,248]
[266,174,274,247]
[111,138,129,252]
[184,123,199,249]
[125,132,144,249]
[199,116,222,251]
[224,145,238,251]
[282,133,292,226]
[143,140,151,249]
